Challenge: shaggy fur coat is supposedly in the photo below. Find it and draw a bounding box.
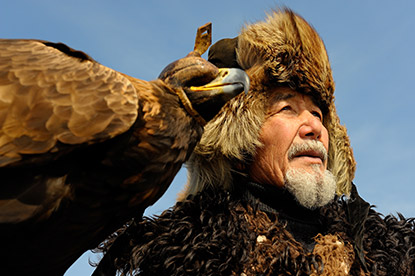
[97,181,415,276]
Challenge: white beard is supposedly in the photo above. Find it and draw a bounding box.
[284,165,336,209]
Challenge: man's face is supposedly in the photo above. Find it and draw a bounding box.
[249,87,329,188]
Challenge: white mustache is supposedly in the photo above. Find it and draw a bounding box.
[287,140,328,162]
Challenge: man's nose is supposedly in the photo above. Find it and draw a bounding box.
[298,111,323,140]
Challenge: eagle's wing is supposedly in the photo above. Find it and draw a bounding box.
[0,39,138,167]
[0,32,250,275]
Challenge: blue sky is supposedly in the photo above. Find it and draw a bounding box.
[2,1,415,275]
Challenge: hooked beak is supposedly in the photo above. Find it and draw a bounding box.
[185,68,249,122]
[190,68,249,96]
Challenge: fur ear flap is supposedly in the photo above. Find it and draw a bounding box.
[326,104,355,195]
[179,90,266,200]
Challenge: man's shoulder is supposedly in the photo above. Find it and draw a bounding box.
[362,207,415,274]
[341,184,415,274]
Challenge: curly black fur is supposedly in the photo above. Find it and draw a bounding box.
[363,209,415,276]
[100,188,255,275]
[97,187,415,276]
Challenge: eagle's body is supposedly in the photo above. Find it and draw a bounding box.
[0,32,247,275]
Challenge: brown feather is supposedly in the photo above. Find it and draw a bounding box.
[0,39,138,166]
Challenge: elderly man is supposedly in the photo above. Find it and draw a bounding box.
[96,8,415,276]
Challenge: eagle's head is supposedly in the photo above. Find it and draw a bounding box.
[158,55,249,124]
[158,23,248,125]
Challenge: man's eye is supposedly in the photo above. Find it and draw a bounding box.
[280,106,292,112]
[267,105,292,117]
[311,111,323,121]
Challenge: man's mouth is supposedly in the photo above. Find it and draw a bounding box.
[292,150,325,163]
[287,140,328,166]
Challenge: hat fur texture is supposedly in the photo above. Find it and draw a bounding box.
[181,8,355,200]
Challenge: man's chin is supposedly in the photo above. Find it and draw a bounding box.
[284,167,336,209]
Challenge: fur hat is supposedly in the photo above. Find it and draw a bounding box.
[180,8,355,199]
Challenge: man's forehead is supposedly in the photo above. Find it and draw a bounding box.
[270,92,295,103]
[268,87,322,110]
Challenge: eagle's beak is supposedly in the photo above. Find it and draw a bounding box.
[185,68,249,122]
[190,68,249,96]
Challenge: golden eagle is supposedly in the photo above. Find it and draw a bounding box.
[0,23,248,275]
